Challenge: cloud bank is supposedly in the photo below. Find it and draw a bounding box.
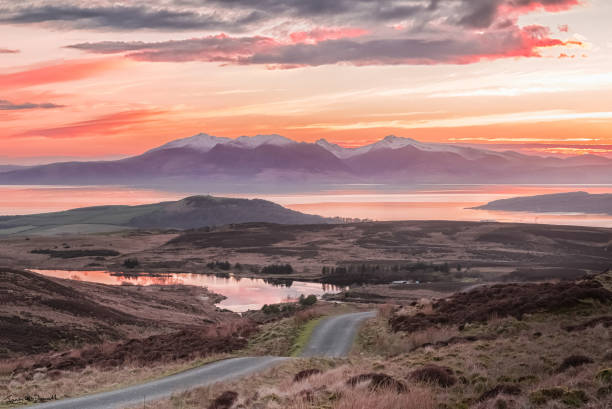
[0,99,64,110]
[1,0,583,67]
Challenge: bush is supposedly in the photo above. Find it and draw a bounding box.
[347,373,407,393]
[207,261,231,270]
[261,304,281,314]
[299,294,317,307]
[261,264,294,275]
[557,355,594,372]
[409,365,456,387]
[31,249,120,258]
[596,368,612,383]
[293,368,322,382]
[123,258,139,269]
[207,391,238,409]
[478,384,522,401]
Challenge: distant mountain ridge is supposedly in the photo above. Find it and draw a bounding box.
[474,191,612,215]
[0,133,610,187]
[0,195,334,236]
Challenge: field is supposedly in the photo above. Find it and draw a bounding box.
[0,221,610,284]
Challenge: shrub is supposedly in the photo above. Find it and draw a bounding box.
[529,387,565,405]
[207,261,231,270]
[261,304,281,314]
[293,368,322,382]
[347,373,407,393]
[478,384,522,401]
[409,365,456,387]
[561,390,589,407]
[123,258,139,269]
[528,388,588,406]
[261,264,294,275]
[596,368,612,383]
[299,294,317,307]
[557,355,594,372]
[31,249,120,258]
[207,391,238,409]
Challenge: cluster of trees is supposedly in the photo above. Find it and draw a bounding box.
[206,261,231,270]
[123,258,140,269]
[320,262,471,286]
[260,264,294,275]
[260,293,317,315]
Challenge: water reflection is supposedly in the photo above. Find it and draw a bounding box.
[3,184,612,228]
[31,269,343,313]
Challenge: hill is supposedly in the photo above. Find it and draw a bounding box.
[0,195,331,235]
[474,191,612,215]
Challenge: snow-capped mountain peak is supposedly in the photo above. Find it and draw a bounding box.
[148,133,231,153]
[149,133,296,153]
[230,134,296,148]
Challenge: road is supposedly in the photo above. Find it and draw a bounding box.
[27,311,375,409]
[300,311,376,357]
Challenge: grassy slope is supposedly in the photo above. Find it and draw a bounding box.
[134,274,612,409]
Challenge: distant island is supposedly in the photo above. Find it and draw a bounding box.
[473,191,612,215]
[0,195,339,236]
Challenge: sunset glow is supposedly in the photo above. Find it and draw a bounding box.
[1,0,612,162]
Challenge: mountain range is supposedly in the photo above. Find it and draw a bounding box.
[1,133,611,187]
[0,195,332,236]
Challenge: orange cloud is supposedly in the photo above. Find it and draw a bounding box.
[0,58,123,89]
[14,109,165,139]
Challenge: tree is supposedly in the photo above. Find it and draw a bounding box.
[299,294,317,307]
[123,258,139,269]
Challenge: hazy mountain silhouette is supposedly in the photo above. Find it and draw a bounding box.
[0,134,610,187]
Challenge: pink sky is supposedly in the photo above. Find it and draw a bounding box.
[1,0,611,163]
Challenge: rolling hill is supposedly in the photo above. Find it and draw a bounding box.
[474,191,612,215]
[0,195,332,235]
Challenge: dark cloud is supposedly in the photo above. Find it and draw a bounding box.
[0,48,19,53]
[68,35,277,63]
[0,4,263,31]
[67,24,573,67]
[0,99,64,110]
[0,0,579,31]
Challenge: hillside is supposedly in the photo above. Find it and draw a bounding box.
[474,191,612,215]
[0,195,331,236]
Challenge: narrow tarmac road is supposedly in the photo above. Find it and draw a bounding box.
[27,311,375,409]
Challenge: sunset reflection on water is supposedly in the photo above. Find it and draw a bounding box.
[31,269,342,312]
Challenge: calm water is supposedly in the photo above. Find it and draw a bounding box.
[32,269,342,312]
[2,184,612,227]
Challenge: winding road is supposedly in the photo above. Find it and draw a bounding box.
[27,311,375,409]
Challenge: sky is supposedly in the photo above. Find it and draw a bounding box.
[1,0,611,164]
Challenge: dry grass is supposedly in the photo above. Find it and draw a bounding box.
[134,359,436,409]
[0,353,233,407]
[356,312,459,357]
